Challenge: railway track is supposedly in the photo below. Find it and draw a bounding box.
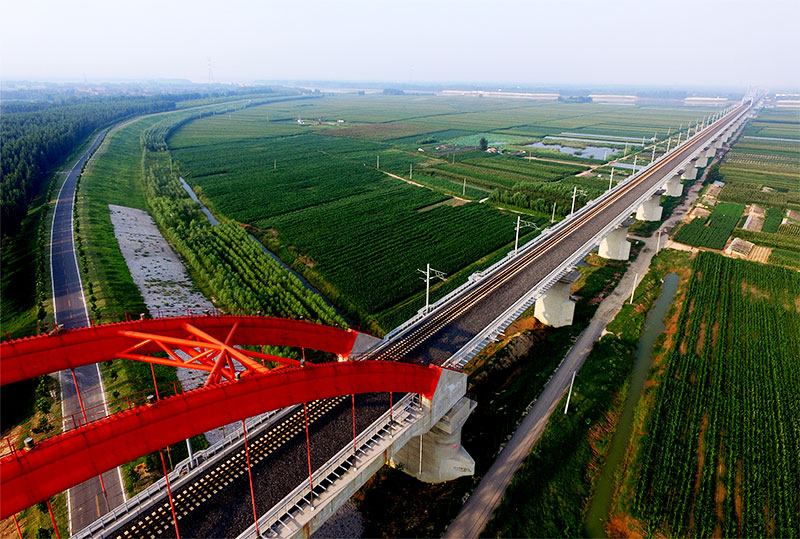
[367,104,748,364]
[104,104,747,538]
[114,397,347,538]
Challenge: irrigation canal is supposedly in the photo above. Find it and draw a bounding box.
[583,272,680,537]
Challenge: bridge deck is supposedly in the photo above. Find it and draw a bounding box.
[79,105,748,538]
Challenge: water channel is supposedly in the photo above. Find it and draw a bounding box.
[526,141,620,160]
[583,272,680,538]
[178,177,346,318]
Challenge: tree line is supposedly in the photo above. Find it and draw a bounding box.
[1,96,178,236]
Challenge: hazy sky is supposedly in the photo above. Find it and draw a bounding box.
[3,0,799,88]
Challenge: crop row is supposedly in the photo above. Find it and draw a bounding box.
[733,228,800,252]
[262,182,517,314]
[139,121,345,326]
[762,208,783,233]
[673,203,744,250]
[633,252,800,537]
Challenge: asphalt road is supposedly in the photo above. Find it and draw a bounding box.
[50,129,126,533]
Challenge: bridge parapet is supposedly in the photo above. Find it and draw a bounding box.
[237,368,470,539]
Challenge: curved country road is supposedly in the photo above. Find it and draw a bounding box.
[50,128,127,533]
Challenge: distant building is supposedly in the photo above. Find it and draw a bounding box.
[684,96,729,107]
[588,94,637,104]
[440,90,559,100]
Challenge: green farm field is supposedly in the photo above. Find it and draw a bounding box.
[617,252,800,538]
[168,95,715,330]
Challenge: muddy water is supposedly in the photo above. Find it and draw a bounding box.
[583,272,680,538]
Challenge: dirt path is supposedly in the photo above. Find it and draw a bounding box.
[443,163,709,538]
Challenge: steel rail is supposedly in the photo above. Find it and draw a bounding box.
[369,104,748,364]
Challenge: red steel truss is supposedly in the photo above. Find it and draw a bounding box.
[0,315,359,385]
[0,316,442,519]
[0,361,441,518]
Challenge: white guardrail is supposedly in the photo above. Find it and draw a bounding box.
[385,105,748,349]
[74,105,748,538]
[72,407,296,537]
[237,394,421,538]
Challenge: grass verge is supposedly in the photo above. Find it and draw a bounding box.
[353,245,643,537]
[483,248,693,537]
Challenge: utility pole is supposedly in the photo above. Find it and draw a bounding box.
[417,263,446,314]
[676,131,682,146]
[462,178,466,196]
[666,138,671,153]
[187,438,194,468]
[624,141,629,155]
[608,167,615,190]
[274,159,276,171]
[377,155,380,169]
[571,186,578,214]
[514,215,539,255]
[410,164,413,180]
[551,201,557,223]
[632,155,638,174]
[651,142,657,163]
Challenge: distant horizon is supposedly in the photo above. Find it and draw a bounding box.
[2,0,798,89]
[1,77,778,96]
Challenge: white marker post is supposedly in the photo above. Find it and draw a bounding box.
[564,371,576,414]
[630,272,639,304]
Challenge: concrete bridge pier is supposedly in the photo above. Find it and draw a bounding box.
[714,137,724,150]
[391,396,477,483]
[636,191,664,222]
[695,152,710,168]
[533,271,580,327]
[681,159,699,181]
[664,174,683,197]
[598,218,634,260]
[705,146,717,160]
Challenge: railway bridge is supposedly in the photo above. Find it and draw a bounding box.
[1,102,751,538]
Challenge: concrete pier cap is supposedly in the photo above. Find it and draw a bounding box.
[599,217,635,260]
[681,159,699,181]
[636,190,664,222]
[391,368,476,483]
[533,270,580,328]
[664,174,684,197]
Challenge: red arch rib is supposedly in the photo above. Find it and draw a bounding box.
[0,361,441,518]
[0,316,359,385]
